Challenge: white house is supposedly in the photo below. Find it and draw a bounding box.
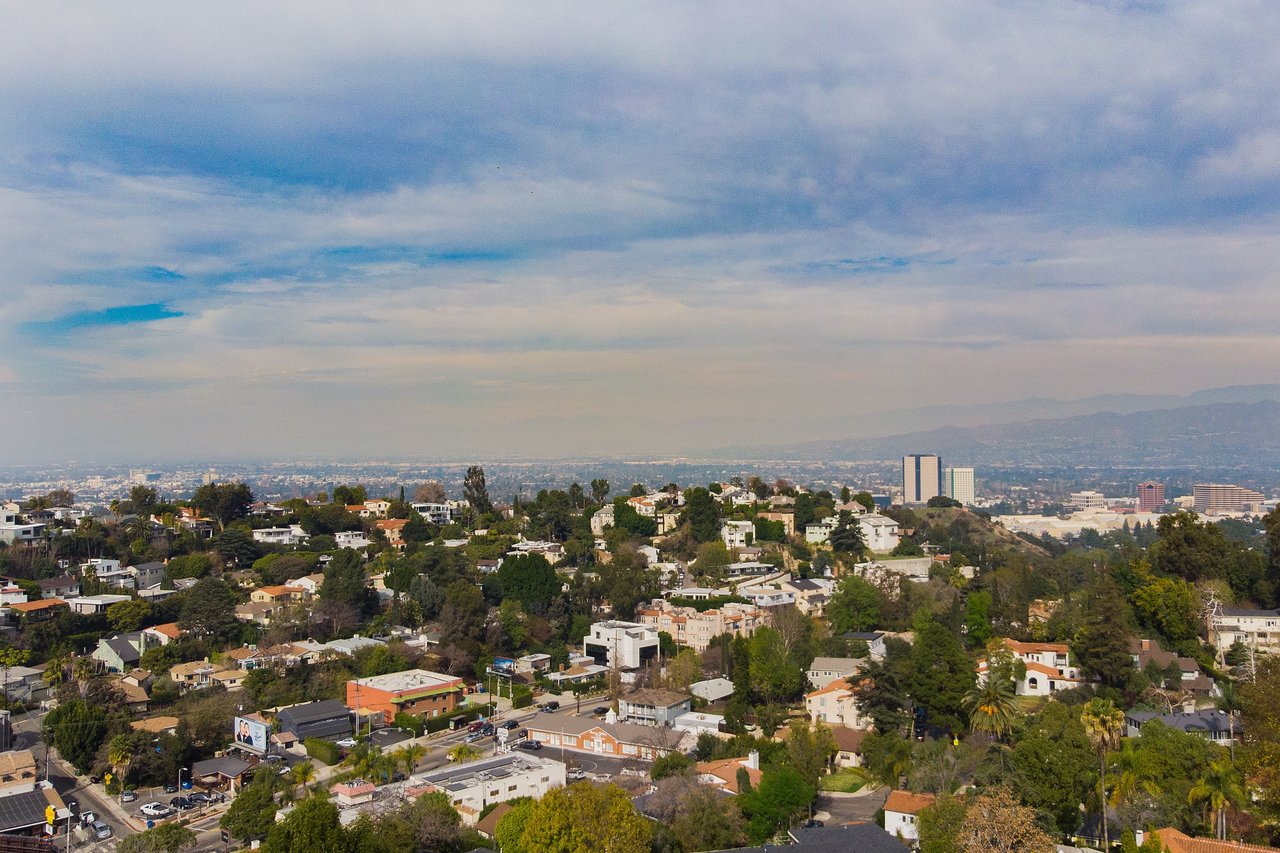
[334,530,372,549]
[858,514,901,552]
[408,753,566,824]
[807,657,863,690]
[590,504,615,536]
[884,790,936,842]
[805,677,872,730]
[1209,607,1280,656]
[720,521,754,549]
[252,525,308,546]
[409,503,453,525]
[977,638,1084,696]
[582,621,659,670]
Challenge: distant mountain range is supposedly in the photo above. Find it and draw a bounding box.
[723,384,1280,468]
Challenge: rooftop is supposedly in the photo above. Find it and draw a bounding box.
[349,669,461,695]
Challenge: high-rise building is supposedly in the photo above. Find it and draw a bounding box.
[1193,484,1265,513]
[1137,481,1165,512]
[945,467,975,505]
[902,454,943,505]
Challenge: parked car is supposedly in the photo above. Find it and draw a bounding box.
[499,720,518,730]
[515,740,542,751]
[263,754,284,763]
[169,797,194,811]
[120,790,138,803]
[463,732,484,744]
[541,701,560,711]
[91,821,113,840]
[335,738,358,748]
[141,802,174,818]
[593,706,609,716]
[567,769,586,780]
[163,783,179,793]
[467,720,486,733]
[188,791,219,804]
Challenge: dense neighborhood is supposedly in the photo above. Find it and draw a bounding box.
[0,466,1276,853]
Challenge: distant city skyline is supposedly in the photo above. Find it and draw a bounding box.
[3,4,1280,463]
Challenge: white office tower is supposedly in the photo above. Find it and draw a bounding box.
[902,454,943,505]
[945,467,975,505]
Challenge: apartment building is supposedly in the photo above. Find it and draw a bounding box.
[635,600,770,652]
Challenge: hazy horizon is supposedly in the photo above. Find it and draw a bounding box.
[5,4,1280,463]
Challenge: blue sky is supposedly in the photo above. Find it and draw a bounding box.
[2,2,1279,462]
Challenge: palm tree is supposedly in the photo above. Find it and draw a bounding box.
[1188,758,1245,840]
[448,744,480,765]
[1081,698,1125,850]
[963,676,1020,740]
[1108,739,1161,830]
[72,656,97,697]
[291,761,316,794]
[396,743,426,776]
[107,734,133,799]
[1215,681,1241,762]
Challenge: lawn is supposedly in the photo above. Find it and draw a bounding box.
[819,768,867,793]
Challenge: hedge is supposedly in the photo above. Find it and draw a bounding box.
[304,738,341,765]
[425,702,493,733]
[511,686,534,709]
[393,712,426,737]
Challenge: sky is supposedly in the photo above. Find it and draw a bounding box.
[3,2,1280,463]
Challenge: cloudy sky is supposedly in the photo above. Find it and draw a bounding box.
[3,2,1279,462]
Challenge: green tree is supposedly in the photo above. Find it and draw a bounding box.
[221,769,279,841]
[747,627,804,705]
[1130,575,1200,645]
[129,485,159,519]
[214,527,261,567]
[518,783,653,853]
[682,488,721,543]
[117,823,198,853]
[332,485,368,506]
[1082,697,1126,850]
[319,549,375,618]
[165,553,213,581]
[829,511,865,554]
[494,553,561,614]
[650,751,693,781]
[191,481,254,531]
[42,699,108,774]
[495,799,536,853]
[107,598,152,632]
[670,787,746,852]
[262,796,350,853]
[1006,702,1094,834]
[784,719,837,787]
[439,580,488,645]
[738,766,815,843]
[827,574,882,634]
[919,795,968,853]
[463,465,494,516]
[861,731,913,788]
[178,577,239,640]
[909,616,975,734]
[590,479,610,504]
[1072,571,1135,689]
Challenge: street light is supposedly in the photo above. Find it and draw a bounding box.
[178,766,188,791]
[65,799,76,853]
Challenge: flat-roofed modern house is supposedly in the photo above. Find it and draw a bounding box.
[277,699,354,742]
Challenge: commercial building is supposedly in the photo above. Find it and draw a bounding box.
[345,669,464,725]
[901,455,943,505]
[944,467,975,505]
[1193,483,1266,513]
[277,699,354,742]
[1067,490,1107,510]
[409,752,566,824]
[1137,481,1165,512]
[582,621,659,670]
[524,715,685,761]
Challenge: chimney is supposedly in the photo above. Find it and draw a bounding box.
[746,750,759,770]
[1182,699,1195,715]
[1140,639,1150,651]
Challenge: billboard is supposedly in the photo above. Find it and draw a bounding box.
[491,657,515,674]
[233,716,268,753]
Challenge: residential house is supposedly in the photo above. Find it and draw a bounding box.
[375,518,408,550]
[5,598,69,624]
[977,638,1083,696]
[252,525,308,546]
[617,689,693,727]
[830,725,868,768]
[672,712,724,736]
[582,620,660,669]
[131,716,180,736]
[110,676,150,714]
[757,510,795,537]
[696,751,762,794]
[805,520,835,545]
[1209,607,1280,656]
[807,657,864,690]
[35,575,79,599]
[626,496,658,518]
[334,530,373,549]
[720,520,754,549]
[590,504,615,536]
[92,631,152,673]
[1130,638,1213,694]
[250,585,305,605]
[690,677,735,703]
[69,594,132,615]
[1153,828,1280,853]
[0,666,49,704]
[332,779,376,808]
[143,622,181,646]
[286,572,326,598]
[1125,706,1240,746]
[409,502,452,525]
[635,600,770,652]
[234,601,286,626]
[839,631,888,662]
[859,514,902,551]
[805,677,872,730]
[168,660,233,693]
[884,790,936,842]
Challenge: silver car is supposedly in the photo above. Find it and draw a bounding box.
[92,821,112,839]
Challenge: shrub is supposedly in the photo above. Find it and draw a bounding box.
[511,686,534,709]
[304,738,340,765]
[393,712,425,737]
